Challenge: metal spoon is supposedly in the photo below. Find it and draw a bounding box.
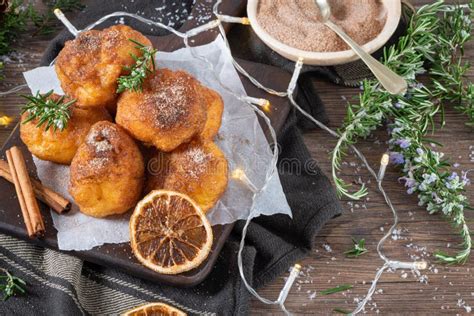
[315,0,407,95]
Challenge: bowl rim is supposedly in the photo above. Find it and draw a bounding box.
[246,0,401,66]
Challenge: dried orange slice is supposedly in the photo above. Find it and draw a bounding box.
[130,190,213,274]
[123,302,186,316]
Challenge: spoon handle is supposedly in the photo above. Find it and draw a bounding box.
[325,20,407,95]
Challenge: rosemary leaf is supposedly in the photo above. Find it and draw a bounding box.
[320,284,353,296]
[344,238,368,258]
[20,90,75,132]
[0,269,26,301]
[116,39,157,93]
[0,0,84,56]
[333,308,351,315]
[0,0,30,56]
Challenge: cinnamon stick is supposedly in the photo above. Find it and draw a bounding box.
[0,159,70,214]
[5,150,33,236]
[6,147,45,238]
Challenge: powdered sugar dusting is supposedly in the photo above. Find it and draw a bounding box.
[76,32,101,52]
[146,82,189,128]
[103,28,123,50]
[184,146,210,179]
[89,157,109,169]
[87,127,113,153]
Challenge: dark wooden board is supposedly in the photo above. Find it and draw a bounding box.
[0,0,293,287]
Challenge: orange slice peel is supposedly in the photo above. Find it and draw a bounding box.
[130,190,213,275]
[122,302,186,316]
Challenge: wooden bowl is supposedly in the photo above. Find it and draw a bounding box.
[247,0,401,66]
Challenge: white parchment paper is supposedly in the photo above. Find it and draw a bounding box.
[23,37,292,251]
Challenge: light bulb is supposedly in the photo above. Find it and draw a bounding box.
[381,153,389,166]
[262,99,271,113]
[231,168,245,180]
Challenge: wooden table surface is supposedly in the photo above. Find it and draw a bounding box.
[0,1,472,315]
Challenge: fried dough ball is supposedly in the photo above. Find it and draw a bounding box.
[55,25,152,108]
[116,69,207,152]
[146,140,228,213]
[20,94,111,165]
[69,121,144,217]
[197,85,224,140]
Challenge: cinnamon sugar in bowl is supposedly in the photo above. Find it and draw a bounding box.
[247,0,401,66]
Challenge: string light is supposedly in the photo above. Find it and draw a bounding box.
[231,168,258,193]
[377,153,390,180]
[0,6,428,316]
[53,9,79,37]
[231,168,245,180]
[244,96,271,112]
[277,264,301,313]
[261,99,271,113]
[350,153,427,315]
[217,15,250,25]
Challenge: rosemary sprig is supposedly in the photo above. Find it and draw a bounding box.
[332,1,442,200]
[0,0,30,56]
[344,238,368,258]
[320,284,353,296]
[429,4,474,126]
[0,0,84,56]
[390,119,471,263]
[116,39,157,93]
[21,90,75,132]
[331,1,473,264]
[0,268,26,301]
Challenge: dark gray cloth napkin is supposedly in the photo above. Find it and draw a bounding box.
[0,1,344,315]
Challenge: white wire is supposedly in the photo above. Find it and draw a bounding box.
[0,84,28,97]
[83,11,186,38]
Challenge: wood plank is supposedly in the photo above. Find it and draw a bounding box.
[251,1,474,314]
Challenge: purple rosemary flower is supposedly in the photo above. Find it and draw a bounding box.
[431,192,443,204]
[410,82,425,89]
[396,139,411,149]
[461,171,471,186]
[447,172,459,181]
[423,173,438,184]
[394,102,403,109]
[391,127,403,134]
[445,181,454,190]
[390,152,405,165]
[418,182,428,191]
[399,176,416,189]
